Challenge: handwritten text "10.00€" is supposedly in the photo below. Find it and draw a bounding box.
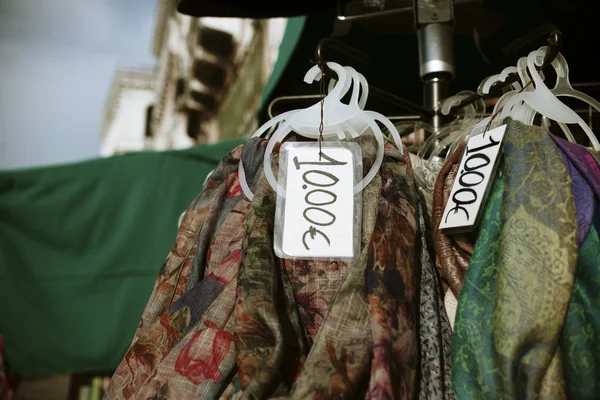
[292,152,348,251]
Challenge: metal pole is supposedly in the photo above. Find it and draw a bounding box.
[414,0,455,133]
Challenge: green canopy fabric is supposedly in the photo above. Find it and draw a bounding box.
[258,16,306,113]
[0,139,244,376]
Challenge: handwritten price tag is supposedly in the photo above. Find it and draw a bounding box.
[275,143,359,260]
[439,124,506,234]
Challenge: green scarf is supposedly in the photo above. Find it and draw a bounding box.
[562,207,600,399]
[452,120,578,399]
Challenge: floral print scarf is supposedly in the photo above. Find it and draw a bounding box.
[105,139,267,399]
[233,137,422,399]
[105,135,455,399]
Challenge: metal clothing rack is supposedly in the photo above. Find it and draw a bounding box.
[269,2,570,132]
[413,0,454,131]
[445,28,563,114]
[332,0,456,130]
[334,1,563,124]
[312,32,563,117]
[315,38,435,118]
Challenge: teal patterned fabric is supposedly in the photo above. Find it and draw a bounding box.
[562,211,600,400]
[451,171,504,399]
[552,135,600,400]
[452,120,579,399]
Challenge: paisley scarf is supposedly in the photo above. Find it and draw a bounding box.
[452,120,578,399]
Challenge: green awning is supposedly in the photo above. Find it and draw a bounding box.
[0,139,244,376]
[259,16,307,113]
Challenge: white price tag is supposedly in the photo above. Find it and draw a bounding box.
[439,124,506,234]
[274,142,360,260]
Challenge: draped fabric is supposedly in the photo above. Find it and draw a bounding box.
[417,202,455,400]
[104,137,443,399]
[101,120,600,400]
[549,134,600,400]
[430,141,476,331]
[105,139,267,399]
[562,208,600,400]
[0,336,15,400]
[99,120,600,400]
[452,120,578,399]
[431,142,476,300]
[233,137,421,399]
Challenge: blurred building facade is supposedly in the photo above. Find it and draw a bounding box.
[100,0,287,156]
[99,68,156,156]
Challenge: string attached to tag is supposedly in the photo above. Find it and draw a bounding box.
[308,59,327,160]
[317,61,325,160]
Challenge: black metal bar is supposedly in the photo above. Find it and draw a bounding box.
[447,30,563,114]
[316,37,371,65]
[336,0,477,22]
[369,86,435,117]
[502,23,560,56]
[316,37,435,117]
[572,82,600,89]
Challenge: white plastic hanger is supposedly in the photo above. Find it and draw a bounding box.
[239,62,403,200]
[450,62,528,144]
[478,66,522,95]
[511,54,576,141]
[279,64,372,139]
[536,48,600,112]
[499,49,600,150]
[479,55,576,142]
[462,62,532,139]
[328,66,369,110]
[522,48,600,142]
[261,65,370,139]
[421,90,486,162]
[251,64,366,142]
[262,64,403,199]
[486,57,539,124]
[324,66,372,138]
[239,63,367,199]
[413,64,516,187]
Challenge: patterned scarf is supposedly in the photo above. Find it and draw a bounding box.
[233,137,422,399]
[417,201,455,400]
[105,135,457,399]
[105,139,267,399]
[431,142,476,301]
[550,134,600,399]
[452,120,578,399]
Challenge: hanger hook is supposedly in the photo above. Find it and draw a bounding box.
[541,30,562,69]
[316,38,370,79]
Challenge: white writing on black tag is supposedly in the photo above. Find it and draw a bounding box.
[277,144,356,259]
[439,124,506,234]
